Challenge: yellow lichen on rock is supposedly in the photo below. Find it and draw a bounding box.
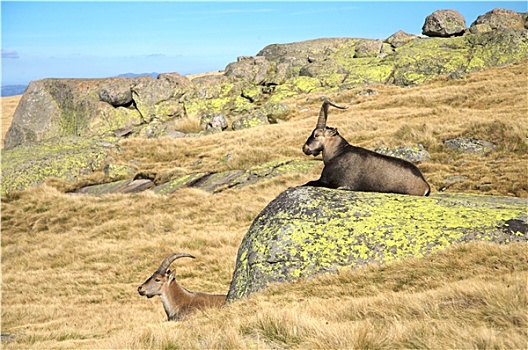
[227,187,527,301]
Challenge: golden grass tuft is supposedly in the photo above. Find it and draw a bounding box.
[2,62,528,349]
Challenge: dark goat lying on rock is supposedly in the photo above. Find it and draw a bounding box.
[302,99,430,196]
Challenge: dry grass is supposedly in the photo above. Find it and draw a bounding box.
[2,62,528,349]
[1,95,21,148]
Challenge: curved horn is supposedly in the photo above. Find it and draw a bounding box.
[316,99,347,129]
[156,253,195,274]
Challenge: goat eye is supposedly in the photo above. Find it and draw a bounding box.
[155,278,161,282]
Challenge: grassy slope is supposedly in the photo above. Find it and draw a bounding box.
[1,62,527,349]
[1,96,21,149]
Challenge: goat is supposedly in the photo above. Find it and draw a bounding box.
[302,99,431,196]
[138,253,226,321]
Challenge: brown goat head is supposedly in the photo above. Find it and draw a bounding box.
[137,253,194,298]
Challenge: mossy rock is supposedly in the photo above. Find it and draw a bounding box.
[90,102,143,137]
[261,102,291,122]
[184,77,253,119]
[1,136,116,196]
[388,36,471,86]
[227,187,527,301]
[232,111,270,130]
[103,164,137,180]
[388,29,528,86]
[467,29,528,70]
[131,76,185,122]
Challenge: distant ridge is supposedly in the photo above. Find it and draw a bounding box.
[116,72,158,78]
[1,85,27,97]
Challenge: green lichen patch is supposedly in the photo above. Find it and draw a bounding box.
[90,103,143,137]
[104,164,136,180]
[389,36,471,86]
[227,187,527,301]
[152,172,208,195]
[232,111,269,130]
[1,136,116,196]
[467,29,528,71]
[73,179,131,196]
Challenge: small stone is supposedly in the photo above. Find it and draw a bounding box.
[444,137,495,154]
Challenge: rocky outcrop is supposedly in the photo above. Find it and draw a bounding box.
[72,159,319,196]
[422,9,467,37]
[3,8,528,194]
[227,187,528,301]
[4,75,189,149]
[6,12,528,150]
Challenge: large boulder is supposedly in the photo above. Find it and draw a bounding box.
[422,9,467,37]
[4,79,100,149]
[470,8,525,34]
[224,56,281,85]
[227,187,527,301]
[98,78,134,107]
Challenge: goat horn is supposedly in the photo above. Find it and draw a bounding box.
[156,253,195,274]
[316,99,347,129]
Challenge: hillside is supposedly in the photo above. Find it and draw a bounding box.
[1,61,527,349]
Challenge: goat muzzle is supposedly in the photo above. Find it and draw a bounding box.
[303,144,320,157]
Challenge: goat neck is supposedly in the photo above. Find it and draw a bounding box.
[321,130,350,162]
[161,279,195,321]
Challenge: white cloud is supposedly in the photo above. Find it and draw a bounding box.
[2,50,19,59]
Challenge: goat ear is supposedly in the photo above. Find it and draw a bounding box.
[168,271,176,282]
[327,128,338,136]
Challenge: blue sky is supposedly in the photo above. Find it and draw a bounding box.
[1,1,526,86]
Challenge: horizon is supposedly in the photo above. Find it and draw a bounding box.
[2,1,526,87]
